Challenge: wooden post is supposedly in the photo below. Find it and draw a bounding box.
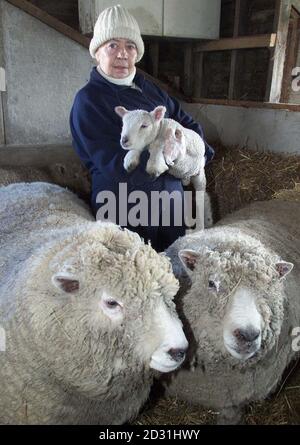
[280,7,300,102]
[148,41,159,78]
[183,43,193,96]
[265,0,292,103]
[228,0,248,100]
[193,52,204,98]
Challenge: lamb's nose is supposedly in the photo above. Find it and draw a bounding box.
[167,348,187,363]
[234,328,260,343]
[122,136,129,145]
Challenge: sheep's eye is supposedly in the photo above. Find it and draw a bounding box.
[208,280,216,289]
[140,124,148,129]
[105,300,119,308]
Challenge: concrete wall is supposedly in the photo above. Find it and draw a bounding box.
[0,0,94,145]
[0,0,5,144]
[183,102,300,155]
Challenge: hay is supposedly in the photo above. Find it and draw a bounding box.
[206,143,300,219]
[0,164,91,203]
[134,359,300,425]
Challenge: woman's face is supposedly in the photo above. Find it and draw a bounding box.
[95,39,138,78]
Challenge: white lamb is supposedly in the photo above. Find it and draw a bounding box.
[115,106,212,229]
[0,182,188,425]
[164,199,300,424]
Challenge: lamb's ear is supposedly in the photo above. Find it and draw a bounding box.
[52,273,80,294]
[275,261,294,279]
[178,249,200,273]
[175,128,183,142]
[115,106,128,118]
[151,106,166,122]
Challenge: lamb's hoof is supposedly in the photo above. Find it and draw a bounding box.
[126,163,138,173]
[146,168,159,178]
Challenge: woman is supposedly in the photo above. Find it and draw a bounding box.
[70,5,214,252]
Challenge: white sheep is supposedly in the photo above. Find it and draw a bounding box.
[0,182,188,425]
[164,199,300,424]
[115,106,212,229]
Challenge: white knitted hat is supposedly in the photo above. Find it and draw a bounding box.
[89,4,144,62]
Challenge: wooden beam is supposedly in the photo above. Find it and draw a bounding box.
[189,97,300,112]
[194,34,277,52]
[267,0,292,103]
[292,0,300,13]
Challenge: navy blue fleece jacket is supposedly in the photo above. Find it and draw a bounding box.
[70,67,214,251]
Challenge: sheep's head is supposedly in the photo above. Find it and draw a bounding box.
[115,106,166,151]
[178,237,293,363]
[24,222,187,396]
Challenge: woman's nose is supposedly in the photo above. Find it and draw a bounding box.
[117,48,128,58]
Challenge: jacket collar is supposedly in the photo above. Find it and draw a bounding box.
[90,66,145,91]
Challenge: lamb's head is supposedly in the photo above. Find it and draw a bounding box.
[115,105,166,151]
[178,232,293,363]
[24,222,187,396]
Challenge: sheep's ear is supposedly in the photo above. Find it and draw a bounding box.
[52,273,80,294]
[178,249,200,273]
[275,261,294,279]
[115,106,128,118]
[151,106,166,122]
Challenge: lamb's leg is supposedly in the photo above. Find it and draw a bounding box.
[146,143,169,177]
[190,171,213,229]
[189,173,205,231]
[163,131,185,166]
[190,167,206,192]
[123,150,141,172]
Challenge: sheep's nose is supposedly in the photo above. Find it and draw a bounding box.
[122,136,129,145]
[234,328,260,343]
[167,348,187,363]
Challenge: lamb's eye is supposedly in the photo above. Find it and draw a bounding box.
[208,280,216,289]
[140,124,148,129]
[105,300,119,308]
